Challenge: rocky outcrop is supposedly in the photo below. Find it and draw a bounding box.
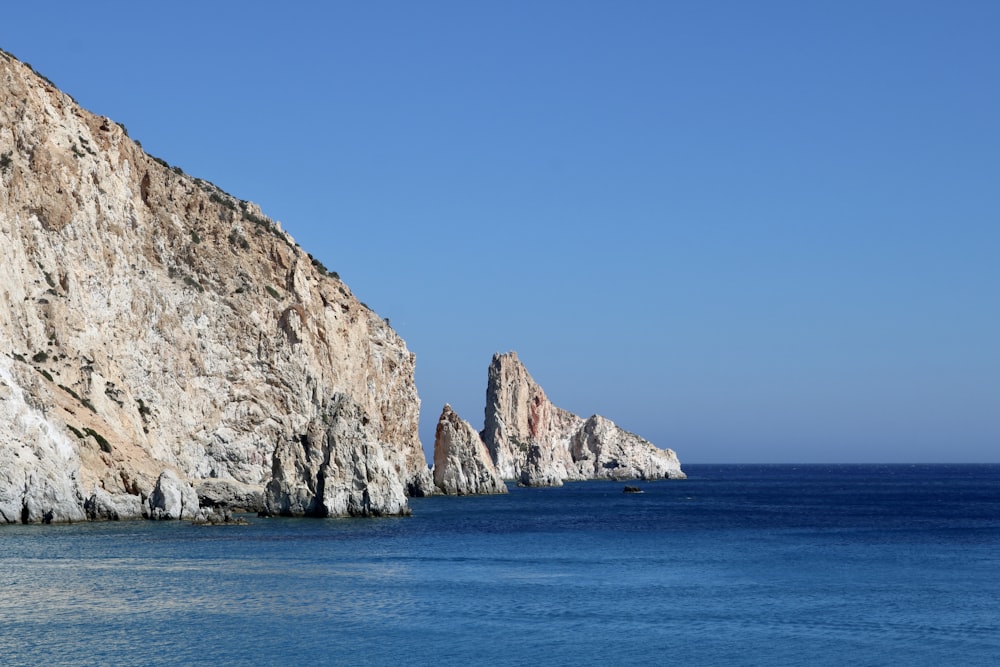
[0,361,87,523]
[571,414,683,481]
[482,351,582,481]
[196,479,264,512]
[84,487,144,520]
[145,470,200,520]
[482,352,684,486]
[432,405,507,495]
[518,443,566,487]
[0,49,431,522]
[263,394,410,517]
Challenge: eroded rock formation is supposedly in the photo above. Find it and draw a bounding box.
[0,49,431,522]
[481,352,684,486]
[263,393,411,517]
[432,404,507,496]
[146,470,200,520]
[518,442,567,488]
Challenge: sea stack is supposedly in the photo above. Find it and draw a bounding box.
[0,49,431,522]
[481,352,684,486]
[432,405,507,495]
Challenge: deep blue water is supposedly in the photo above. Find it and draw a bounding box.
[1,464,999,666]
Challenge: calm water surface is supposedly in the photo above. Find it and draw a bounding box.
[1,464,998,666]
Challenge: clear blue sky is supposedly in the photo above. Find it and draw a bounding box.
[4,2,998,463]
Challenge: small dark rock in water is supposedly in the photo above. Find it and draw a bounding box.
[192,509,249,526]
[623,485,643,494]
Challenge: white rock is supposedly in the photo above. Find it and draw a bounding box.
[84,487,144,521]
[482,352,685,486]
[571,414,684,481]
[519,443,566,488]
[0,360,86,523]
[481,351,582,481]
[0,52,431,521]
[263,394,411,517]
[146,470,200,520]
[433,404,507,495]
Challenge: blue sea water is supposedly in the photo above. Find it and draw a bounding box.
[1,464,998,666]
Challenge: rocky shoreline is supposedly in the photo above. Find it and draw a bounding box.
[0,48,682,525]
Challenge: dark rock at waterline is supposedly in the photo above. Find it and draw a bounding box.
[196,479,265,513]
[192,508,249,526]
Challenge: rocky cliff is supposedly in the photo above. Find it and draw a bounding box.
[481,352,684,485]
[432,404,507,496]
[0,49,431,523]
[263,393,412,516]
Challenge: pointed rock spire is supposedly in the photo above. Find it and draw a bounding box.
[433,404,507,496]
[481,352,684,486]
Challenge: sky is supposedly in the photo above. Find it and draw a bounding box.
[2,1,998,463]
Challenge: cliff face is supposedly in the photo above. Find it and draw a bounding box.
[264,394,411,516]
[481,351,581,481]
[481,352,684,486]
[0,50,431,522]
[432,404,507,496]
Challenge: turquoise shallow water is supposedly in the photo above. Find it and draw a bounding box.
[1,464,999,666]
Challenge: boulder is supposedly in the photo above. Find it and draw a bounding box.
[433,404,507,495]
[196,479,264,512]
[146,470,200,520]
[518,442,566,487]
[84,488,144,520]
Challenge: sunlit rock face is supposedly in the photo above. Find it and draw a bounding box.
[518,442,567,488]
[263,393,411,517]
[432,404,507,496]
[145,470,200,520]
[0,50,431,522]
[481,352,684,486]
[569,414,685,481]
[481,351,580,481]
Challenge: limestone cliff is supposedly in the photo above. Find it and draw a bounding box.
[264,393,411,517]
[432,404,507,496]
[0,50,431,522]
[481,352,684,485]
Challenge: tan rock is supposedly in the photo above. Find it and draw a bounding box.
[481,351,582,481]
[433,404,507,495]
[0,50,430,522]
[481,352,684,486]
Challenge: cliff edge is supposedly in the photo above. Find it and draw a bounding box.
[0,50,431,522]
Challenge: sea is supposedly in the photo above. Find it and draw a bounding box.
[1,464,998,666]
